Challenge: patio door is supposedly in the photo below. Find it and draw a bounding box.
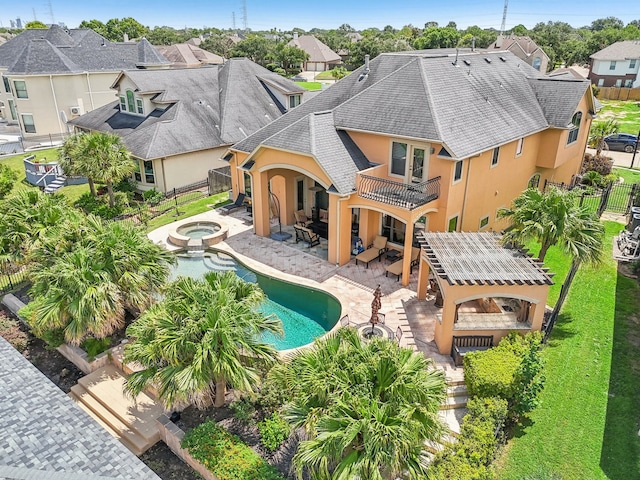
[296,178,305,211]
[409,146,428,183]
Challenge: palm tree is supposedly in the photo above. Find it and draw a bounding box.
[589,118,619,157]
[498,186,604,264]
[86,132,135,208]
[58,133,100,197]
[275,328,446,480]
[124,272,283,410]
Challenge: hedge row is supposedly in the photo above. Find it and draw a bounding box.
[182,420,286,480]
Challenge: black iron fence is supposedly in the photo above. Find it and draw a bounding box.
[0,262,28,295]
[544,179,639,216]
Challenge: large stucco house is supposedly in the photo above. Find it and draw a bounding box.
[225,50,594,288]
[0,25,170,142]
[288,33,341,72]
[487,34,550,72]
[70,58,305,193]
[588,40,640,88]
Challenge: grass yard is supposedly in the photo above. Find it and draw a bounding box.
[294,81,322,91]
[497,221,640,479]
[145,191,229,232]
[613,167,640,185]
[598,100,640,135]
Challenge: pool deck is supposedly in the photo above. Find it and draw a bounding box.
[148,208,462,384]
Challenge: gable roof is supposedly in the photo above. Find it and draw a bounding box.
[69,58,301,159]
[261,111,370,193]
[235,50,591,165]
[488,35,550,60]
[0,336,160,479]
[155,43,224,67]
[590,40,640,60]
[0,25,169,74]
[288,35,341,63]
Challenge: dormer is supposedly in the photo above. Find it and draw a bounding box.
[257,75,305,112]
[119,89,145,115]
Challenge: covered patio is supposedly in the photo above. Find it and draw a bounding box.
[415,232,554,357]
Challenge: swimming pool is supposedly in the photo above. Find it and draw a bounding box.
[171,252,341,350]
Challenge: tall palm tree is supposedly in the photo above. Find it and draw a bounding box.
[124,272,283,410]
[589,118,619,157]
[498,186,604,264]
[275,328,446,480]
[58,133,100,197]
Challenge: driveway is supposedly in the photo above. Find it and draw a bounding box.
[586,148,640,169]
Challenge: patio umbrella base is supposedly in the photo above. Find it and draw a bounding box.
[361,326,384,339]
[270,232,293,241]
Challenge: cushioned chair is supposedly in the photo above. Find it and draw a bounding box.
[385,247,421,280]
[294,209,312,227]
[355,236,388,268]
[220,193,246,214]
[293,224,320,247]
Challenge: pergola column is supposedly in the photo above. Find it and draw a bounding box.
[252,170,271,237]
[417,255,430,300]
[400,221,415,286]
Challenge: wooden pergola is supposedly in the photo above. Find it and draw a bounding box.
[415,232,554,356]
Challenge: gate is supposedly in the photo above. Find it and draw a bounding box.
[597,182,638,216]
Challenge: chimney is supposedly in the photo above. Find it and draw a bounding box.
[495,34,503,48]
[364,54,370,72]
[472,37,475,51]
[123,33,129,42]
[293,31,298,40]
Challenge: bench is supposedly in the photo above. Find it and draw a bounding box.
[451,335,494,367]
[293,224,320,247]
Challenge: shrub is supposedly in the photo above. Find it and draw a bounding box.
[0,312,28,351]
[464,348,520,399]
[182,420,286,480]
[74,192,123,219]
[143,188,163,205]
[231,398,256,425]
[37,327,66,348]
[258,412,291,452]
[114,177,137,193]
[80,336,111,361]
[581,153,613,176]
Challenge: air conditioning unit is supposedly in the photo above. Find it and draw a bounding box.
[70,106,82,115]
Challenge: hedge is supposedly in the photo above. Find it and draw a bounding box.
[182,420,286,480]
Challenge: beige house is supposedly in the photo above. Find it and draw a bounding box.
[488,34,550,72]
[288,33,341,71]
[155,43,224,68]
[0,25,169,143]
[70,58,305,193]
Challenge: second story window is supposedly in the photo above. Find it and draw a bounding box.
[289,95,301,109]
[21,114,35,133]
[631,59,637,69]
[119,96,127,111]
[516,138,524,157]
[126,90,135,113]
[391,141,407,176]
[491,147,500,166]
[13,80,27,98]
[567,112,582,145]
[454,160,463,182]
[2,76,10,93]
[610,61,616,70]
[136,99,144,114]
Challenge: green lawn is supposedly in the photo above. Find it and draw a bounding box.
[598,100,640,135]
[613,167,640,185]
[497,221,640,479]
[0,148,90,201]
[294,81,322,91]
[314,70,343,80]
[145,191,229,232]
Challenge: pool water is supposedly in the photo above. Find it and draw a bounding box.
[171,252,341,350]
[176,223,220,239]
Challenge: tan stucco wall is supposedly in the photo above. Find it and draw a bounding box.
[6,71,120,137]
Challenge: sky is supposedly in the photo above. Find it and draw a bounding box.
[1,0,639,32]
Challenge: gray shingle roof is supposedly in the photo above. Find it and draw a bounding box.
[236,50,590,162]
[261,111,370,193]
[0,336,160,479]
[0,25,169,74]
[69,59,301,160]
[288,35,341,63]
[590,40,640,60]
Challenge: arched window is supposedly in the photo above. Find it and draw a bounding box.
[567,112,582,145]
[126,90,135,113]
[532,57,542,71]
[528,173,541,190]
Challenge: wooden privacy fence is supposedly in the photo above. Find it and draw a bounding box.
[597,87,640,101]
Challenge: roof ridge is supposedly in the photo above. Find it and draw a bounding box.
[309,114,316,155]
[417,57,443,144]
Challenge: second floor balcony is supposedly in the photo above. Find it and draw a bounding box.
[357,174,440,210]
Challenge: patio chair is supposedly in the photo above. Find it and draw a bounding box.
[395,326,403,344]
[294,209,312,227]
[339,315,351,327]
[293,224,320,247]
[385,247,421,280]
[355,236,388,268]
[219,193,246,215]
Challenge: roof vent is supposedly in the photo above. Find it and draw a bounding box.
[499,56,507,62]
[463,59,471,66]
[484,57,491,63]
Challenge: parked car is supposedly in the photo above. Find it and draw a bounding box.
[604,133,639,153]
[290,75,306,82]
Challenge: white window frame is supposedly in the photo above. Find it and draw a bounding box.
[630,59,637,69]
[390,141,408,178]
[453,160,463,183]
[136,98,144,114]
[13,80,27,99]
[515,138,524,157]
[624,79,633,88]
[491,147,499,167]
[289,94,301,109]
[21,113,35,133]
[610,61,617,70]
[598,79,604,87]
[566,112,582,145]
[119,96,127,111]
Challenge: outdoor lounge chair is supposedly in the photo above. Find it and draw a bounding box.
[294,209,313,227]
[219,193,246,214]
[385,247,421,280]
[293,224,320,247]
[355,235,388,268]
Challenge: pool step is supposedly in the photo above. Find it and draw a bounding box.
[203,255,236,272]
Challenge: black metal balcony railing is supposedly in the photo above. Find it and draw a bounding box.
[357,175,441,210]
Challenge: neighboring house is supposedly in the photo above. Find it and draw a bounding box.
[69,58,305,193]
[0,336,160,480]
[155,43,224,68]
[288,33,341,71]
[588,40,640,88]
[226,51,594,286]
[0,25,170,142]
[487,34,550,72]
